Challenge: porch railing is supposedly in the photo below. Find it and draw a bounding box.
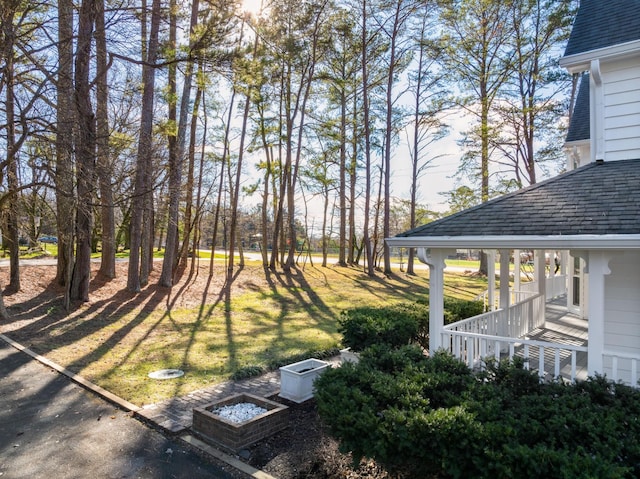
[442,330,588,382]
[604,351,640,387]
[447,291,545,339]
[478,275,566,311]
[519,274,567,300]
[441,292,591,381]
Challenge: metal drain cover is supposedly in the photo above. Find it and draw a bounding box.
[148,369,184,380]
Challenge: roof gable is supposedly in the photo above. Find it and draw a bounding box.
[564,0,640,57]
[397,159,640,238]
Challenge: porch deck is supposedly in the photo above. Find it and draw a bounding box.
[516,296,589,382]
[443,293,590,384]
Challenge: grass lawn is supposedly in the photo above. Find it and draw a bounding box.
[2,256,488,406]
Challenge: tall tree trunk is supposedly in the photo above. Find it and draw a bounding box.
[179,86,201,268]
[269,69,286,271]
[95,0,116,278]
[160,0,199,287]
[284,3,326,271]
[257,107,272,268]
[407,12,429,276]
[361,0,374,276]
[191,67,207,277]
[338,88,347,267]
[227,22,252,283]
[2,3,20,293]
[128,0,161,292]
[55,0,76,297]
[70,0,97,302]
[0,1,20,292]
[209,92,234,277]
[348,94,358,265]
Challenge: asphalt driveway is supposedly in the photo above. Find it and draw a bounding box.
[0,339,241,479]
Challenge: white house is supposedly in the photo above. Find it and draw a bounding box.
[386,0,640,386]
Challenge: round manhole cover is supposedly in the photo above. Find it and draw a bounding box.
[148,369,184,380]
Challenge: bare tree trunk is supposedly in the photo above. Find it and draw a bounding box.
[160,0,199,287]
[191,71,207,277]
[70,0,97,302]
[179,86,201,268]
[209,73,237,277]
[227,22,252,283]
[55,0,75,296]
[338,88,347,266]
[269,69,286,271]
[407,12,430,276]
[283,3,327,271]
[256,106,272,267]
[348,97,357,265]
[2,4,20,293]
[95,0,116,279]
[360,0,374,276]
[321,186,330,267]
[128,0,160,292]
[0,282,8,320]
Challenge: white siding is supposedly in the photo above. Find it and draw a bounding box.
[603,251,640,384]
[602,60,640,161]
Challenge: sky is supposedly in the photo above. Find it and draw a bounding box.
[391,109,470,213]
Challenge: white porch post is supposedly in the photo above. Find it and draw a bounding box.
[535,250,546,298]
[499,249,510,309]
[418,248,452,353]
[586,251,611,376]
[487,250,496,310]
[513,249,521,292]
[499,249,511,349]
[561,250,570,308]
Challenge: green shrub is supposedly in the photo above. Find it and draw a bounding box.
[338,303,425,352]
[338,299,482,353]
[316,349,640,479]
[443,297,484,323]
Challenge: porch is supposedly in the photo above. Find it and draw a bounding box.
[443,290,590,382]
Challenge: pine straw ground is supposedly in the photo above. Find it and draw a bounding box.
[0,260,409,479]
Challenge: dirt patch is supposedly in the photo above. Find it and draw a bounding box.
[246,396,390,479]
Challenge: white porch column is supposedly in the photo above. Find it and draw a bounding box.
[535,250,546,298]
[561,250,570,308]
[586,251,612,376]
[513,249,521,292]
[499,249,510,310]
[498,249,511,349]
[487,250,496,311]
[418,248,453,353]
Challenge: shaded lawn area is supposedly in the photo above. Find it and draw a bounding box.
[0,260,486,406]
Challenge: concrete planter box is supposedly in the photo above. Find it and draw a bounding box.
[340,347,360,364]
[279,358,330,403]
[192,393,288,452]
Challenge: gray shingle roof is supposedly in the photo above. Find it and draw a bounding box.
[397,159,640,238]
[564,0,640,57]
[566,73,590,142]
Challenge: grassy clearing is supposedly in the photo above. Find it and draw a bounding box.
[8,262,488,406]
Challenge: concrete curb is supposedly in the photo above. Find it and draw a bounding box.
[0,333,277,479]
